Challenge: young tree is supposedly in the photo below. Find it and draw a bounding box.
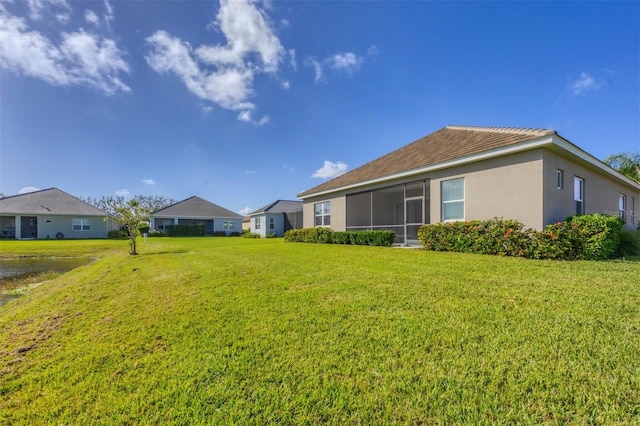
[605,152,640,183]
[111,199,151,255]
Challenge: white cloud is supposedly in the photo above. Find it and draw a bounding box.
[325,52,362,73]
[244,169,257,175]
[367,44,379,56]
[239,206,252,216]
[312,161,348,179]
[237,109,269,126]
[28,0,71,23]
[305,51,365,84]
[570,72,606,95]
[146,0,284,123]
[202,105,213,114]
[282,80,290,89]
[0,1,130,95]
[85,9,99,26]
[289,48,296,70]
[141,179,155,185]
[305,56,323,83]
[283,165,294,172]
[115,188,129,196]
[19,186,41,194]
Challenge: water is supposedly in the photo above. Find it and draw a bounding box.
[0,257,92,307]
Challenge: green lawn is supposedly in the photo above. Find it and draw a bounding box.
[1,238,639,424]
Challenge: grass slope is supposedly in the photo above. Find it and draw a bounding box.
[1,238,639,424]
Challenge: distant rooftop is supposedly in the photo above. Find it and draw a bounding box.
[0,188,107,216]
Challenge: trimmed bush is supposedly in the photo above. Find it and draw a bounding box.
[108,229,128,239]
[242,232,261,239]
[285,229,395,247]
[166,224,205,237]
[616,228,640,258]
[418,214,625,260]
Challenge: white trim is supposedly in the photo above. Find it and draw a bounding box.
[299,134,640,200]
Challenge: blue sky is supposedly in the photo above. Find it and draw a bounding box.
[1,0,638,215]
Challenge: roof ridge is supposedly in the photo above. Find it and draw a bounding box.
[446,125,555,136]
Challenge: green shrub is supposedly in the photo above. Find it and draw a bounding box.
[212,231,227,237]
[284,228,333,243]
[230,231,241,237]
[565,214,624,260]
[166,224,205,237]
[330,232,351,244]
[418,214,626,261]
[265,233,277,238]
[242,232,261,239]
[285,229,395,247]
[108,229,128,239]
[615,229,640,258]
[417,218,529,256]
[147,230,168,237]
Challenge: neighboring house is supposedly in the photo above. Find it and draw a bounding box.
[298,125,640,245]
[249,200,303,237]
[151,196,242,235]
[0,188,113,239]
[242,216,251,232]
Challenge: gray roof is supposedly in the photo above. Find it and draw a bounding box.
[249,200,303,216]
[0,188,107,216]
[152,196,242,219]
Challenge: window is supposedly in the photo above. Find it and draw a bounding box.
[442,178,464,221]
[314,202,331,226]
[72,218,91,231]
[223,221,234,230]
[574,177,584,215]
[632,198,636,225]
[619,194,626,222]
[269,217,275,230]
[556,169,564,189]
[255,217,261,230]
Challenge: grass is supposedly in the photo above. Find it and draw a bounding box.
[1,237,639,424]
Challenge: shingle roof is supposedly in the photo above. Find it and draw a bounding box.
[152,196,242,218]
[298,125,556,198]
[249,200,303,216]
[0,188,108,216]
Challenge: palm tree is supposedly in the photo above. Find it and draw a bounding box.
[604,152,640,183]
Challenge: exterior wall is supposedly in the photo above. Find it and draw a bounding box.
[429,149,545,229]
[542,150,639,229]
[151,215,242,235]
[2,215,111,239]
[251,214,285,237]
[302,195,347,231]
[39,215,111,239]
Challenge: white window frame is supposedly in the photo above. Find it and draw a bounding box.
[556,169,564,189]
[441,178,465,221]
[619,194,626,222]
[255,217,261,230]
[314,202,331,227]
[223,221,234,230]
[574,176,584,215]
[269,217,275,230]
[72,218,91,231]
[631,197,636,225]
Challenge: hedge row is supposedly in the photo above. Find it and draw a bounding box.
[166,224,205,237]
[284,228,395,247]
[417,214,625,260]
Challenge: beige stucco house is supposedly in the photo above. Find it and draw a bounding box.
[298,125,640,245]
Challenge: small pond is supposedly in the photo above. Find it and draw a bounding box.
[0,257,92,307]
